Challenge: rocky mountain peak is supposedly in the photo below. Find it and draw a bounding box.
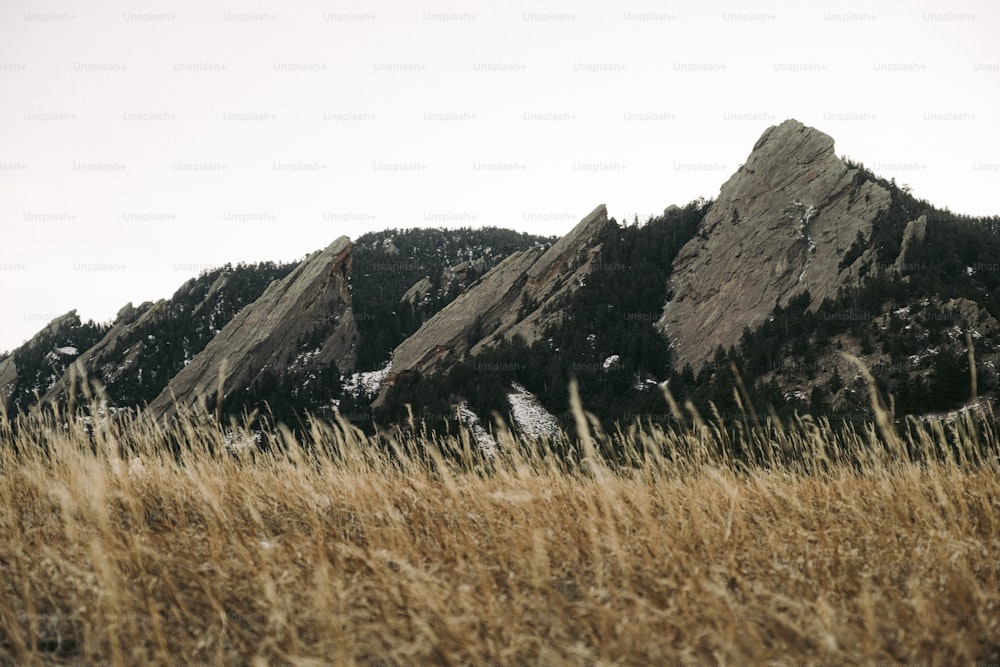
[658,119,893,370]
[374,204,611,406]
[147,236,358,421]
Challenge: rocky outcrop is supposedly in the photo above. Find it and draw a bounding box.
[374,204,611,405]
[41,261,296,411]
[0,355,17,409]
[401,259,486,306]
[895,214,928,274]
[41,301,156,403]
[147,237,358,421]
[1,311,93,413]
[658,119,893,370]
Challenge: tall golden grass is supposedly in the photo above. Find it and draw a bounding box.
[1,381,999,665]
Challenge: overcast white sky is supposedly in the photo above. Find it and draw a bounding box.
[1,0,998,353]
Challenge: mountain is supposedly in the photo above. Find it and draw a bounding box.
[38,261,295,412]
[4,228,551,426]
[373,201,707,430]
[7,118,1000,437]
[349,226,558,371]
[658,119,892,369]
[146,238,357,422]
[373,204,611,407]
[0,311,109,415]
[370,120,1000,433]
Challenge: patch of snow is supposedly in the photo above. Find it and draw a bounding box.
[343,362,391,399]
[55,346,78,356]
[75,400,123,430]
[222,430,262,452]
[793,201,818,278]
[507,383,561,440]
[455,402,497,456]
[603,354,621,370]
[967,266,975,276]
[909,341,947,364]
[633,377,662,392]
[916,399,992,424]
[894,306,911,317]
[794,201,817,225]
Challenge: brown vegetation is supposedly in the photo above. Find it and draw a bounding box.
[1,387,999,665]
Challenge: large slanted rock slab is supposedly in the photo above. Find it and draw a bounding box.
[374,204,611,405]
[658,119,892,370]
[41,301,154,405]
[40,261,296,410]
[148,237,358,421]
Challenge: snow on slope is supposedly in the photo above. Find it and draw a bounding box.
[342,362,391,399]
[456,401,498,456]
[507,382,561,440]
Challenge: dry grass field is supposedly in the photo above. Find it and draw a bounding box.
[2,385,999,666]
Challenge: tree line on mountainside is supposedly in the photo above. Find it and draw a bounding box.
[7,177,1000,440]
[377,180,1000,436]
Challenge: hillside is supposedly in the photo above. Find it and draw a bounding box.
[374,122,1000,438]
[1,262,296,417]
[349,226,558,371]
[5,119,999,438]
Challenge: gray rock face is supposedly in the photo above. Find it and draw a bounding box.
[147,237,358,420]
[895,215,928,274]
[0,355,16,409]
[374,204,611,405]
[658,119,892,370]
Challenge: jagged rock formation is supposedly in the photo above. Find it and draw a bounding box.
[1,311,106,413]
[8,119,997,431]
[658,119,893,370]
[374,204,611,405]
[38,260,295,411]
[895,214,928,274]
[41,301,154,404]
[147,237,358,421]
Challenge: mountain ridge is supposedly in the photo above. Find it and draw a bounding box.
[5,119,999,438]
